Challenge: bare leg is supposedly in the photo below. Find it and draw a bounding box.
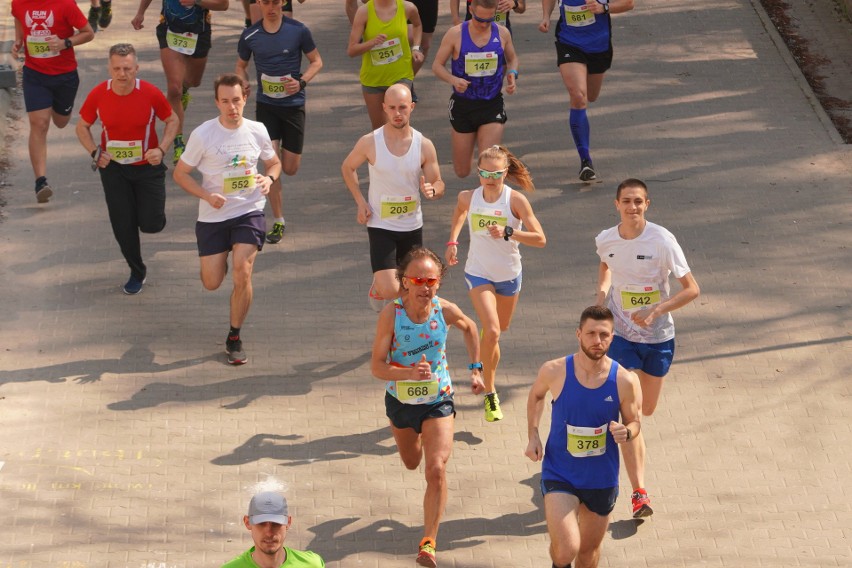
[363,90,386,129]
[621,370,665,491]
[229,243,259,328]
[419,415,453,541]
[27,109,52,179]
[199,251,229,291]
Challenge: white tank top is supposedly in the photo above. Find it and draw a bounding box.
[464,185,522,282]
[367,127,423,232]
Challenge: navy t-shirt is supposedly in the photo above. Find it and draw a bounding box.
[237,17,317,107]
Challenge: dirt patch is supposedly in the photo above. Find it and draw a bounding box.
[759,0,852,142]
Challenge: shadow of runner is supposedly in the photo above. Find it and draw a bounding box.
[305,474,545,563]
[211,429,483,467]
[107,352,371,411]
[0,345,218,387]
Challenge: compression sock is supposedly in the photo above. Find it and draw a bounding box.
[569,108,591,162]
[228,327,241,341]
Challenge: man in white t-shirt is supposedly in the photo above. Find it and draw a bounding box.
[341,83,445,312]
[173,73,282,365]
[595,178,700,519]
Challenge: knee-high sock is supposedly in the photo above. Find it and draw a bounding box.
[569,108,591,162]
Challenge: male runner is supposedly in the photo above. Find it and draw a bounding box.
[341,83,444,312]
[76,43,179,295]
[241,0,305,28]
[222,491,325,567]
[11,0,94,203]
[132,0,229,164]
[539,0,634,182]
[595,178,700,518]
[173,74,282,365]
[236,0,323,243]
[526,305,641,568]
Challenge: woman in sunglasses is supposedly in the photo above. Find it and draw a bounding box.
[445,145,546,422]
[371,247,484,567]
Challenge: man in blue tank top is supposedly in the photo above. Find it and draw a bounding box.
[526,306,641,568]
[539,0,634,183]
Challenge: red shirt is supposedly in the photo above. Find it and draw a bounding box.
[11,0,88,75]
[79,79,173,166]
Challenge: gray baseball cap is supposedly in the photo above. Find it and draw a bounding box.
[247,492,289,525]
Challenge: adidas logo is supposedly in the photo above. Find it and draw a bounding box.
[492,38,499,43]
[604,395,613,402]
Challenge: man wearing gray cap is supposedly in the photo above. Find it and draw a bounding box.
[222,491,324,567]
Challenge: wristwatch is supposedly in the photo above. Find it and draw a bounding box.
[503,226,514,241]
[298,78,307,91]
[64,38,73,50]
[625,427,632,441]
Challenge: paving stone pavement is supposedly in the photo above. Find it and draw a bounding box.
[1,1,850,567]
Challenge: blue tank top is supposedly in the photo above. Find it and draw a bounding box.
[385,297,454,405]
[555,0,611,54]
[162,0,207,31]
[451,22,505,101]
[541,355,620,489]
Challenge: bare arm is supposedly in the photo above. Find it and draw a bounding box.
[191,0,229,12]
[370,305,432,382]
[609,366,642,443]
[173,159,225,209]
[505,192,546,247]
[47,22,94,53]
[514,0,527,14]
[419,137,445,200]
[596,262,611,306]
[445,190,472,266]
[439,298,484,394]
[132,0,155,29]
[539,0,556,32]
[75,117,110,169]
[449,0,461,25]
[525,358,563,461]
[347,6,385,57]
[501,26,518,94]
[300,48,323,83]
[147,111,180,161]
[257,153,283,194]
[432,27,471,94]
[405,1,423,53]
[630,271,700,328]
[340,135,374,224]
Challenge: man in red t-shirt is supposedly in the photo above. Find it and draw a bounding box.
[11,0,94,203]
[76,43,179,296]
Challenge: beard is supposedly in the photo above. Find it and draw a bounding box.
[580,343,607,361]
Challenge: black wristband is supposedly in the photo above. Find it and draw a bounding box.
[298,78,307,91]
[91,148,98,158]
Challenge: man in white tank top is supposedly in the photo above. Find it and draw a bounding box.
[341,83,445,311]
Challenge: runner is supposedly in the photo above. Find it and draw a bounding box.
[132,0,229,164]
[451,0,525,32]
[347,0,423,128]
[408,0,437,75]
[173,74,282,365]
[432,0,518,178]
[525,305,641,568]
[11,0,94,203]
[236,0,323,244]
[76,43,179,295]
[87,0,114,33]
[539,0,634,182]
[445,145,545,422]
[240,0,305,28]
[595,178,700,518]
[371,247,484,567]
[341,83,444,312]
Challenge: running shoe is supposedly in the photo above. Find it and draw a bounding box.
[122,274,146,295]
[631,489,653,518]
[99,1,113,29]
[266,222,285,244]
[579,159,597,182]
[35,178,53,203]
[173,135,186,165]
[226,337,247,365]
[368,285,387,313]
[416,538,437,568]
[87,6,101,32]
[484,392,503,422]
[180,86,192,111]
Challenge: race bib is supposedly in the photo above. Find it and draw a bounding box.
[223,169,256,195]
[495,11,509,26]
[567,423,607,458]
[106,140,144,165]
[563,5,596,27]
[470,207,506,233]
[620,284,661,312]
[26,36,58,59]
[396,380,440,404]
[381,195,418,219]
[369,37,403,66]
[165,28,198,55]
[260,73,293,99]
[464,51,499,77]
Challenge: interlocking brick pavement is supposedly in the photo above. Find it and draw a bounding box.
[1,1,850,567]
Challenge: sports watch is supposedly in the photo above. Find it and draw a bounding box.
[503,226,514,241]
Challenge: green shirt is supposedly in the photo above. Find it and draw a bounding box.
[222,547,325,568]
